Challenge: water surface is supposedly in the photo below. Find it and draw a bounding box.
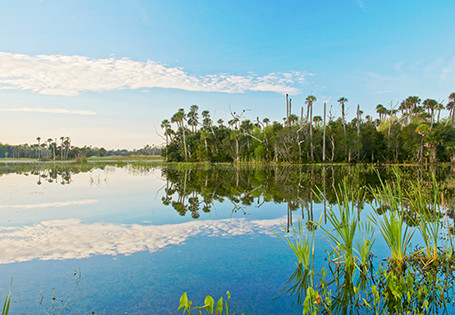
[1,163,454,314]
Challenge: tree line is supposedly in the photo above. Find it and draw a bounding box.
[0,136,161,159]
[161,93,455,163]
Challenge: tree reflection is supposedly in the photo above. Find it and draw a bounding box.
[159,164,455,223]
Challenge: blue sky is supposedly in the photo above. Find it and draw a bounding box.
[0,0,454,149]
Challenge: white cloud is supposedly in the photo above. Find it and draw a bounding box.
[0,52,306,96]
[0,107,96,115]
[0,217,285,264]
[0,199,98,209]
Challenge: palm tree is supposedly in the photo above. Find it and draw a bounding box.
[447,101,455,128]
[376,104,387,121]
[449,92,455,127]
[435,102,444,123]
[422,98,438,128]
[60,136,65,160]
[171,108,188,162]
[36,137,41,159]
[306,95,317,161]
[65,137,71,159]
[313,116,322,127]
[407,96,422,121]
[416,123,430,162]
[161,119,172,161]
[338,97,348,133]
[187,105,199,133]
[47,138,53,159]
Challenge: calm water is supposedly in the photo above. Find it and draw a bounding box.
[0,163,454,314]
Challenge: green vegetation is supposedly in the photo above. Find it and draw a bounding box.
[161,93,455,164]
[158,164,455,223]
[2,278,12,315]
[278,173,455,314]
[172,166,455,314]
[178,291,241,315]
[0,136,161,160]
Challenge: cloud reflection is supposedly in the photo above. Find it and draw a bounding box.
[0,199,98,209]
[0,217,284,264]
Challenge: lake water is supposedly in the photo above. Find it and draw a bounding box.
[0,163,454,314]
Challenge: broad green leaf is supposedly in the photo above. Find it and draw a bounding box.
[204,295,214,314]
[178,292,188,311]
[215,297,223,315]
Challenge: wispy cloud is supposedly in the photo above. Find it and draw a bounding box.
[0,217,284,263]
[440,55,455,81]
[0,199,98,209]
[0,52,306,96]
[362,54,455,97]
[373,90,392,95]
[0,107,96,115]
[356,0,365,9]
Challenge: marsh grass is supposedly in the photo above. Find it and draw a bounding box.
[276,220,314,270]
[275,221,317,306]
[406,176,443,263]
[278,172,455,314]
[368,173,414,270]
[316,179,368,272]
[1,278,12,315]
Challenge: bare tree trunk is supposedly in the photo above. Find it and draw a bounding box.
[342,103,346,134]
[323,102,326,162]
[356,104,360,135]
[286,94,289,126]
[310,102,313,161]
[289,98,292,124]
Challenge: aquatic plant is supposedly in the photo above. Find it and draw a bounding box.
[178,291,241,315]
[278,170,455,314]
[368,174,414,270]
[1,278,12,315]
[406,175,442,263]
[316,179,368,271]
[276,220,314,270]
